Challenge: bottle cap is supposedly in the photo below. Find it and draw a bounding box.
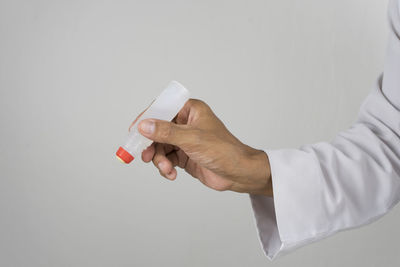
[116,147,134,164]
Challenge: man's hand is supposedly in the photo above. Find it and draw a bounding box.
[135,99,273,196]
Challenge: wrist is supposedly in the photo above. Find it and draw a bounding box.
[241,147,273,196]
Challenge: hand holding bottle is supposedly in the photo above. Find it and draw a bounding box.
[138,99,273,196]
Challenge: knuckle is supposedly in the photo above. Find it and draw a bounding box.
[158,123,173,141]
[192,98,205,107]
[198,101,212,114]
[152,154,162,166]
[187,99,199,106]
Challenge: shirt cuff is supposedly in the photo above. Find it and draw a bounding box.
[249,149,332,260]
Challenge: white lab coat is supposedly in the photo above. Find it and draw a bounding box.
[250,0,400,260]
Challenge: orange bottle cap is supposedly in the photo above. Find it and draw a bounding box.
[116,147,134,164]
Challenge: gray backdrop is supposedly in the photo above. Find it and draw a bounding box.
[1,0,398,266]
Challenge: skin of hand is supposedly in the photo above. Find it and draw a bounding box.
[134,99,273,196]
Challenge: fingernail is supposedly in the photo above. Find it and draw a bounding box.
[139,120,155,135]
[166,171,174,179]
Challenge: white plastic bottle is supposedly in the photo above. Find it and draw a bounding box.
[116,81,190,164]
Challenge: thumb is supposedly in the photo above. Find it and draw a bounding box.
[138,119,192,146]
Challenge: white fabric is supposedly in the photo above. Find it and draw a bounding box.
[250,0,400,260]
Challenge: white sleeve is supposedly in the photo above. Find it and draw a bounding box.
[250,0,400,260]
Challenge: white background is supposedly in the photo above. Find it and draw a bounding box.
[0,0,398,266]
